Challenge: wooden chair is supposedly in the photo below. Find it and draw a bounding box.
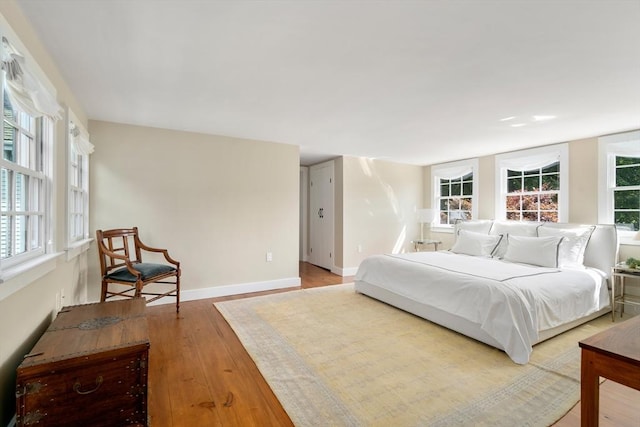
[96,227,181,312]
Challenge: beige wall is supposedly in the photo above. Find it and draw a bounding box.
[88,121,300,300]
[568,138,599,224]
[0,2,91,424]
[340,157,423,270]
[477,155,495,219]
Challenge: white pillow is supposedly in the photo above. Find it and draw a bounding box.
[537,226,594,268]
[450,230,503,257]
[490,221,540,258]
[455,220,493,235]
[503,235,563,268]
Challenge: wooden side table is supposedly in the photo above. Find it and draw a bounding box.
[411,239,442,252]
[578,315,640,427]
[611,264,640,321]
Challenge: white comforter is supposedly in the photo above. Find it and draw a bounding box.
[354,251,609,364]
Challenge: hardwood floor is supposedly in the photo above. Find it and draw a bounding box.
[145,262,639,426]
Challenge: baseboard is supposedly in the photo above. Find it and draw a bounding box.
[145,276,301,306]
[331,266,359,277]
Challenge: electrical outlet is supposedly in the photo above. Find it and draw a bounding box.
[266,252,273,262]
[357,244,362,253]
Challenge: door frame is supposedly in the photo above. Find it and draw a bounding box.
[299,166,309,262]
[309,161,335,270]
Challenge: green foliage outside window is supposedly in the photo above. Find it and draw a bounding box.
[614,156,640,231]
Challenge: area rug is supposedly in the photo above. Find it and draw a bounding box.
[214,283,613,426]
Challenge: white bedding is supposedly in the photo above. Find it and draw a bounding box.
[354,251,609,364]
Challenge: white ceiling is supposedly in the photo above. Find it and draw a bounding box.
[15,0,640,166]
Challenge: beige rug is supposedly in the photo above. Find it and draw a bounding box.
[214,283,613,426]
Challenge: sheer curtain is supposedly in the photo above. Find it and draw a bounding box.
[70,123,95,155]
[1,36,62,120]
[498,152,559,171]
[433,164,473,180]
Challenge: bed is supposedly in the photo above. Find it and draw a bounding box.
[354,220,617,364]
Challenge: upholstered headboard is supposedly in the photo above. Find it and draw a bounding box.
[453,220,618,278]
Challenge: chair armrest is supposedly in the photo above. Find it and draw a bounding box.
[136,240,180,267]
[97,242,129,262]
[97,243,143,278]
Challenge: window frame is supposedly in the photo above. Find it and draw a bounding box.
[598,130,640,244]
[0,92,56,287]
[495,144,569,223]
[431,158,479,232]
[65,108,92,260]
[1,87,50,269]
[0,26,60,296]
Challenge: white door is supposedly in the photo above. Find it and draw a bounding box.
[309,161,334,270]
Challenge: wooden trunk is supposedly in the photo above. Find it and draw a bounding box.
[16,299,150,427]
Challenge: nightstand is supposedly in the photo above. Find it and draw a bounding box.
[611,264,640,321]
[411,239,442,252]
[579,314,640,425]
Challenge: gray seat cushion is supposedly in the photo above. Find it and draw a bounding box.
[106,263,176,282]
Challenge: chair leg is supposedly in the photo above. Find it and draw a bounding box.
[101,280,108,302]
[176,275,181,314]
[135,280,143,298]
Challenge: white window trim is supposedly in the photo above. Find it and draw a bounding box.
[65,107,93,260]
[431,158,479,233]
[0,252,63,301]
[65,238,93,261]
[0,20,59,297]
[495,143,569,223]
[0,111,56,287]
[598,130,640,245]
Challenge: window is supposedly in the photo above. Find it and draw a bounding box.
[431,159,479,229]
[599,131,640,238]
[439,172,473,224]
[66,111,93,249]
[496,144,568,223]
[613,156,640,231]
[505,161,559,222]
[1,89,48,267]
[0,33,61,288]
